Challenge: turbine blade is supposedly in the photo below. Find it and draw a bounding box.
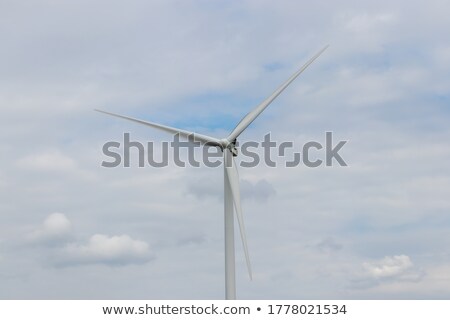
[224,149,252,280]
[227,45,329,141]
[95,109,222,146]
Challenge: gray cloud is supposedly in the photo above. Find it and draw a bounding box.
[316,237,343,253]
[186,177,275,202]
[176,234,206,247]
[1,0,449,299]
[241,179,276,202]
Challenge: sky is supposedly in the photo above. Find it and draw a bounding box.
[1,0,449,299]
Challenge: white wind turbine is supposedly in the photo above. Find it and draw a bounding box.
[96,46,328,299]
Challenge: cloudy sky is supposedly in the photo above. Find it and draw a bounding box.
[1,0,449,299]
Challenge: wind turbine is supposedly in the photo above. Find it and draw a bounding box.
[96,45,328,299]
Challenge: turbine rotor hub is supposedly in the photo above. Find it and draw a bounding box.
[220,138,238,157]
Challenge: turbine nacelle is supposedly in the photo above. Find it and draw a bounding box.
[220,138,238,157]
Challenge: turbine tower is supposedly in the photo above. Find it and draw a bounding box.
[96,46,328,299]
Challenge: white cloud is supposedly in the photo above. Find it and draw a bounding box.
[344,12,396,33]
[16,150,96,182]
[346,255,425,293]
[17,151,77,172]
[29,213,72,243]
[62,234,153,266]
[363,255,413,279]
[26,214,153,267]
